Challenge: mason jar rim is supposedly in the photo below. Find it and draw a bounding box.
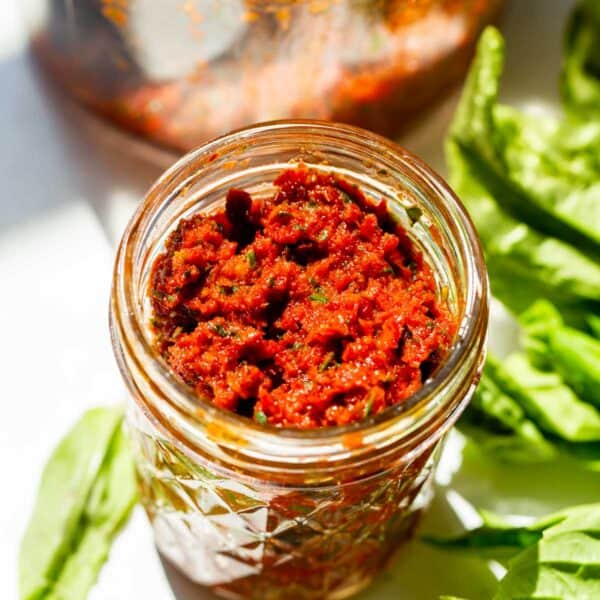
[111,120,488,472]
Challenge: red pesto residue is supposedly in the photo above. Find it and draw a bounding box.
[149,168,456,429]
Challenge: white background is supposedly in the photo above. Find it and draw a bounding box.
[2,1,598,599]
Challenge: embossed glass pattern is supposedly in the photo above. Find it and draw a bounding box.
[110,121,488,599]
[129,413,439,599]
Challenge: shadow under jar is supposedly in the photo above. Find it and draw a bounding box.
[110,121,488,600]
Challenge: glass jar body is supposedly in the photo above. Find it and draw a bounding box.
[110,122,488,599]
[26,0,501,152]
[128,401,440,599]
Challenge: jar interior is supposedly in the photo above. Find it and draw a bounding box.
[113,121,487,488]
[133,128,467,395]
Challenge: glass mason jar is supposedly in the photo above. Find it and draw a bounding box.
[110,121,488,599]
[25,0,502,152]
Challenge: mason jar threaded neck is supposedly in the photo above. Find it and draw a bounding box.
[110,120,488,485]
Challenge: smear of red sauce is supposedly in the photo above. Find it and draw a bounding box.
[150,168,456,428]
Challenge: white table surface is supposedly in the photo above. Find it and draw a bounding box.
[3,1,598,598]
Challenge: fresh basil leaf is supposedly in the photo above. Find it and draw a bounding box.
[521,300,600,408]
[46,426,137,599]
[19,407,136,600]
[556,439,600,471]
[450,26,600,258]
[589,314,600,339]
[434,504,600,599]
[460,359,556,464]
[492,106,600,257]
[461,353,600,469]
[562,0,600,119]
[428,505,579,555]
[426,508,561,564]
[518,299,564,366]
[498,353,600,442]
[542,503,600,536]
[425,525,541,556]
[549,327,600,407]
[447,138,599,325]
[494,535,600,599]
[447,27,600,324]
[448,10,600,472]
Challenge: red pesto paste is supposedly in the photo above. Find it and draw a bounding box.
[149,168,456,428]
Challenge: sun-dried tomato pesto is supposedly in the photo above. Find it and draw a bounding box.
[149,168,456,428]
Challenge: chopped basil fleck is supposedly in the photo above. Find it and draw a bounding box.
[406,260,418,275]
[255,410,268,425]
[406,205,423,224]
[211,323,228,337]
[318,352,335,372]
[340,190,353,204]
[219,285,239,296]
[363,390,376,417]
[246,249,257,268]
[309,292,328,304]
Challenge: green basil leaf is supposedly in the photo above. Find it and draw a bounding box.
[19,407,136,600]
[460,360,556,464]
[47,426,137,599]
[556,439,600,471]
[425,526,542,557]
[494,535,600,599]
[447,27,600,324]
[521,300,600,408]
[562,0,600,119]
[497,353,600,442]
[451,26,600,258]
[588,314,600,339]
[435,504,600,599]
[460,352,600,469]
[448,128,600,327]
[492,106,600,257]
